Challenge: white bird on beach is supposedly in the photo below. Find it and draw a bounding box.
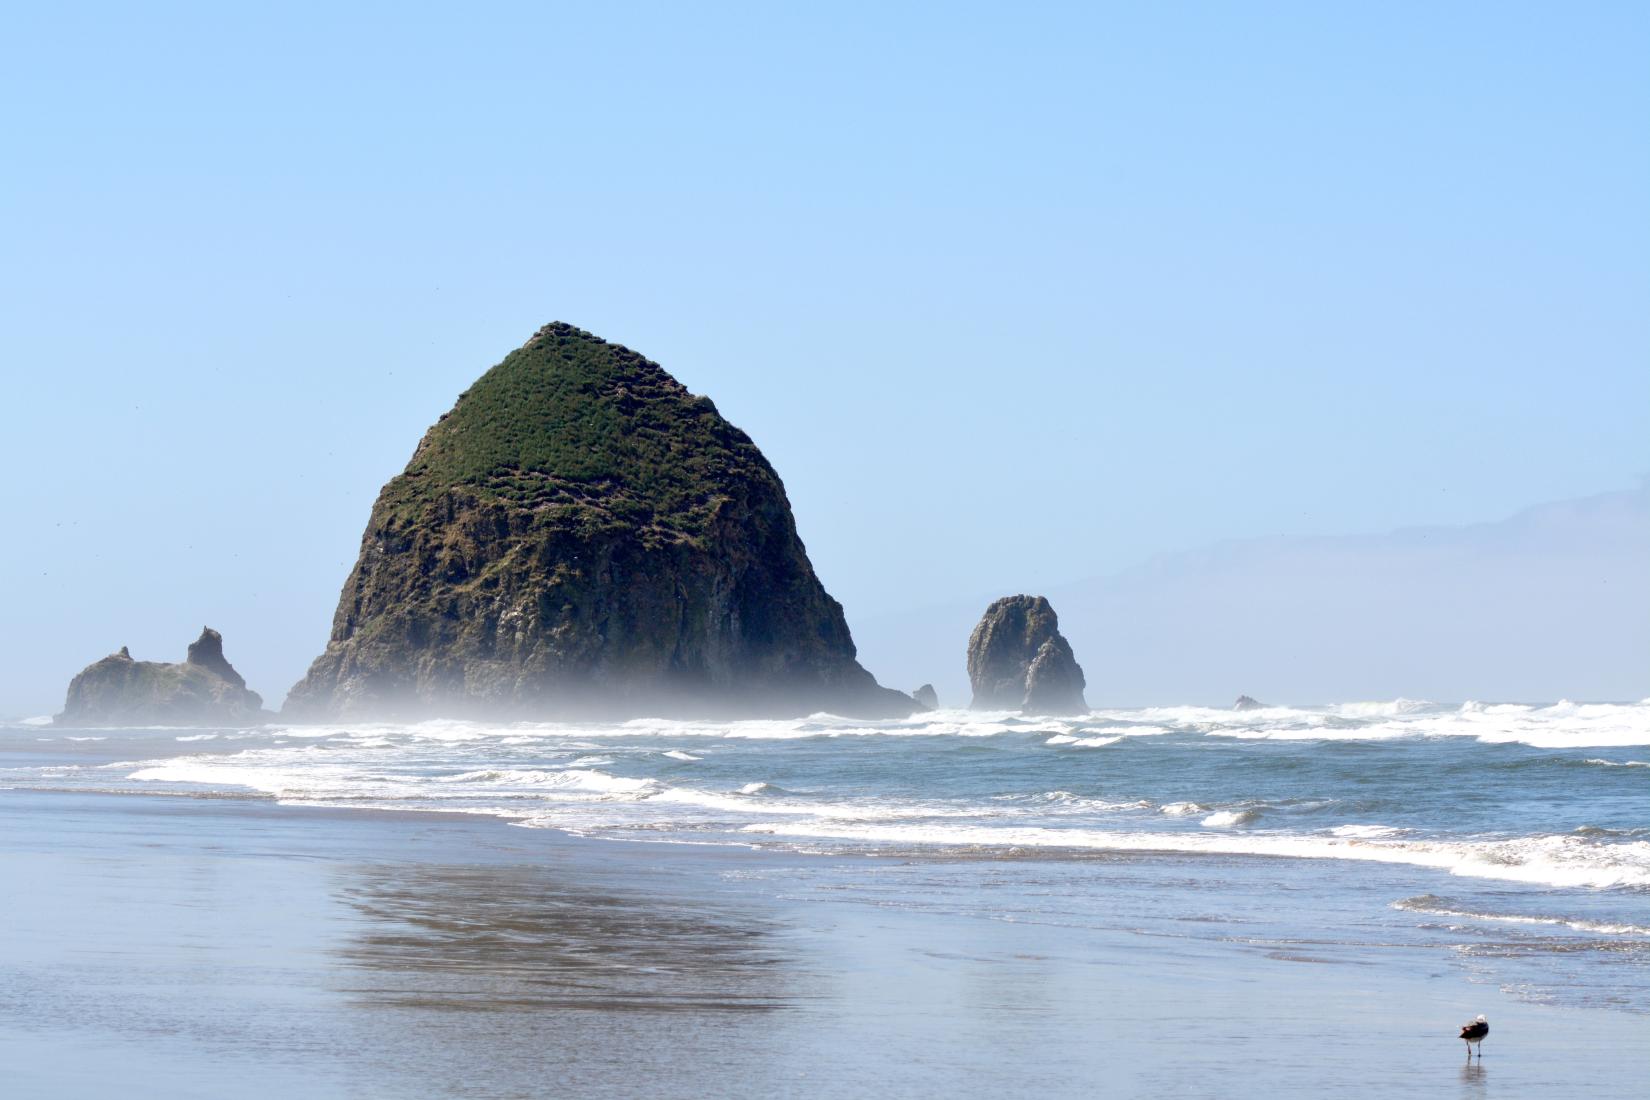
[1458,1015,1489,1058]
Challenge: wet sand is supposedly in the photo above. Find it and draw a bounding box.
[0,788,1643,1099]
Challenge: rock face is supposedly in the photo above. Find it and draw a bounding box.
[967,595,1088,715]
[1232,694,1265,711]
[912,684,939,710]
[57,628,265,726]
[187,627,247,689]
[285,322,913,721]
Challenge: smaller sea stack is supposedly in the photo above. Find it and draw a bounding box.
[57,627,266,727]
[966,595,1087,715]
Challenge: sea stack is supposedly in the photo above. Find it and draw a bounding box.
[285,322,914,721]
[966,595,1088,715]
[1232,695,1265,711]
[912,684,939,710]
[57,627,266,726]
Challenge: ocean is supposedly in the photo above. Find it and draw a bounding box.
[7,698,1647,1025]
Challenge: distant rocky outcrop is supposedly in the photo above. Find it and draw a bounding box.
[284,322,914,721]
[1232,695,1266,711]
[966,595,1087,715]
[912,684,939,710]
[57,628,265,727]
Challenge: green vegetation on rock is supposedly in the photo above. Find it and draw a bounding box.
[385,323,760,544]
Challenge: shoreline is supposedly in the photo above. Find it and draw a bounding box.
[2,786,1647,1098]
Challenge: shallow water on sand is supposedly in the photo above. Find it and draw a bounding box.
[2,790,1647,1099]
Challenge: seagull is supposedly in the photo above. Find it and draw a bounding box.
[1459,1015,1489,1058]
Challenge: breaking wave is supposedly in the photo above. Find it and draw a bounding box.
[1393,894,1650,937]
[736,822,1650,890]
[1201,809,1259,828]
[27,696,1634,750]
[5,697,1645,897]
[437,768,658,796]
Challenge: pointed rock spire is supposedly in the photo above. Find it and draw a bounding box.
[186,626,247,690]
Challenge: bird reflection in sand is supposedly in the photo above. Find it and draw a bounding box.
[331,862,794,1013]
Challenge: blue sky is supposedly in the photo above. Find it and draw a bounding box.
[2,3,1646,713]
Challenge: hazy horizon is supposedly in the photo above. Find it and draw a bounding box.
[856,482,1650,710]
[6,480,1644,720]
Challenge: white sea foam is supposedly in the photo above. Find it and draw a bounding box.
[1334,698,1435,719]
[644,787,796,815]
[438,768,657,796]
[1176,699,1650,749]
[736,821,1650,890]
[1206,724,1415,743]
[252,710,1108,746]
[662,750,701,761]
[1045,734,1123,747]
[1393,895,1650,937]
[638,782,995,823]
[1032,791,1152,813]
[125,760,312,795]
[1114,704,1330,729]
[126,756,435,801]
[1160,802,1205,816]
[1201,809,1259,828]
[1444,701,1650,749]
[1331,824,1405,839]
[239,698,1649,751]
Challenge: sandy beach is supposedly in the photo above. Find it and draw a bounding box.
[1,787,1644,1099]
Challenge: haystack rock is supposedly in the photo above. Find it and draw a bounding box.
[966,595,1088,715]
[57,627,266,727]
[284,322,914,721]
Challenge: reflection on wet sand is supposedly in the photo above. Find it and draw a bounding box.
[316,857,810,1098]
[333,862,794,1013]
